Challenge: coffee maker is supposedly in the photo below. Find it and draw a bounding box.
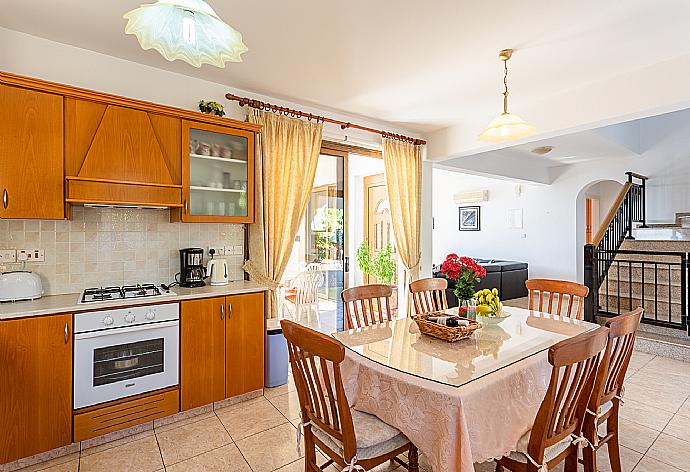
[179,248,206,288]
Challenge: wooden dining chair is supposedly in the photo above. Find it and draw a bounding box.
[495,326,609,472]
[281,320,419,472]
[341,284,393,330]
[526,279,590,320]
[409,277,448,315]
[581,308,643,472]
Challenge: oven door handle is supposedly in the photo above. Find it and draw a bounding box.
[74,320,179,340]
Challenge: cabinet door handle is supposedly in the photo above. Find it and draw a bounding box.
[220,304,225,320]
[228,303,232,319]
[64,323,70,344]
[184,199,188,214]
[2,189,7,210]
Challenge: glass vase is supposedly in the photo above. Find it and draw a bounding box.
[458,298,477,320]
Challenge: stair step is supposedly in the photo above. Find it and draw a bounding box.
[599,280,684,300]
[598,295,683,325]
[634,332,690,362]
[596,315,690,361]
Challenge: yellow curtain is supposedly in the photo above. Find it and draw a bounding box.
[383,137,423,288]
[244,109,323,318]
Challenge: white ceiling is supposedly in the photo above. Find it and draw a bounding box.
[3,0,690,140]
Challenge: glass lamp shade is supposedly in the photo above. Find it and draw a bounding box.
[124,0,248,68]
[478,112,536,143]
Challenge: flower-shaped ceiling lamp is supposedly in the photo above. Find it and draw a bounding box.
[124,0,248,68]
[478,49,536,143]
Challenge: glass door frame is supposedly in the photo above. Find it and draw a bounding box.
[316,145,349,292]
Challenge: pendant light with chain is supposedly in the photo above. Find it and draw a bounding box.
[478,49,536,143]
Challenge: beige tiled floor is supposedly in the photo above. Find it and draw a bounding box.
[18,351,690,472]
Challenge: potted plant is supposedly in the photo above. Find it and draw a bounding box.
[356,241,398,309]
[198,100,226,117]
[440,254,486,314]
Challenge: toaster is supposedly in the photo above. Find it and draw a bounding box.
[0,271,44,302]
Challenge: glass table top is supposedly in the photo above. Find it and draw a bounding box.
[332,307,600,388]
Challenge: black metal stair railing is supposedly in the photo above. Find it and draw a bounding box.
[584,173,648,323]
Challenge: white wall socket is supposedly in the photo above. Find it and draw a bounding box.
[18,249,45,262]
[0,249,17,263]
[231,245,244,255]
[208,246,225,256]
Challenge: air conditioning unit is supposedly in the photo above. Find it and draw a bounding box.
[453,190,489,205]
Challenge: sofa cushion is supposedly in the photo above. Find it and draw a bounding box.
[497,261,528,271]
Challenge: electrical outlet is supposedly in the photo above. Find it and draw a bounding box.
[0,249,17,263]
[18,249,44,262]
[208,246,224,257]
[231,245,243,255]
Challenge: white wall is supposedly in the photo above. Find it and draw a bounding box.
[584,180,623,230]
[0,27,417,149]
[433,106,690,285]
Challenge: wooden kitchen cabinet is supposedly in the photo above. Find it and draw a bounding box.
[180,292,265,411]
[0,314,73,464]
[226,293,265,397]
[180,297,227,410]
[64,98,183,208]
[178,120,255,223]
[0,84,64,219]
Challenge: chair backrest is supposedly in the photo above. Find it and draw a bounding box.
[590,308,643,410]
[341,284,393,330]
[409,277,448,315]
[281,320,357,460]
[306,263,321,271]
[292,270,325,305]
[526,278,589,320]
[527,326,609,463]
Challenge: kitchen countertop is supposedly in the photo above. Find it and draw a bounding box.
[0,281,270,320]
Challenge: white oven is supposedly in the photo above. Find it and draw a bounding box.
[74,303,179,409]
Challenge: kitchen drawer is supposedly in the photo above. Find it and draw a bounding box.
[74,387,179,442]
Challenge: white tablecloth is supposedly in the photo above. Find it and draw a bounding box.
[340,349,552,472]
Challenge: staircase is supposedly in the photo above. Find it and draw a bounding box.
[584,173,690,361]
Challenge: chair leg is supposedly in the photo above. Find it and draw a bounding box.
[607,414,622,472]
[582,417,598,472]
[564,447,579,472]
[582,444,597,472]
[408,444,419,472]
[304,431,317,472]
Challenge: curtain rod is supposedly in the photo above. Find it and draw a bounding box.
[225,93,426,146]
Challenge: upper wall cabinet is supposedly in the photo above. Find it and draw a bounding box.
[64,98,183,208]
[0,71,261,220]
[0,84,64,219]
[176,120,255,223]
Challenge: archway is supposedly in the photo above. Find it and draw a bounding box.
[575,179,624,281]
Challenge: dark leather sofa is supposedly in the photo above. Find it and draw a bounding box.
[434,258,528,308]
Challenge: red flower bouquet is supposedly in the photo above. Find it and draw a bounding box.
[440,254,486,301]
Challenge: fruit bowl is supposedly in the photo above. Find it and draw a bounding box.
[477,310,511,325]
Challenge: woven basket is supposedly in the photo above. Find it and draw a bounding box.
[413,313,481,342]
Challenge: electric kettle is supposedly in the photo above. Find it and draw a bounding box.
[207,258,229,286]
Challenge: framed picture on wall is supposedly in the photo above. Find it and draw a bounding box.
[459,206,481,231]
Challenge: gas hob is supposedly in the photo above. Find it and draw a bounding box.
[79,284,174,304]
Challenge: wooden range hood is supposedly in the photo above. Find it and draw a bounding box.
[64,99,184,209]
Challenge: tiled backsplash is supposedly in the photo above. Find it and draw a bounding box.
[0,207,246,295]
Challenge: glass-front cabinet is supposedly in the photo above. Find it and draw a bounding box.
[181,120,255,223]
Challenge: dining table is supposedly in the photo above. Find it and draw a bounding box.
[331,306,599,472]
